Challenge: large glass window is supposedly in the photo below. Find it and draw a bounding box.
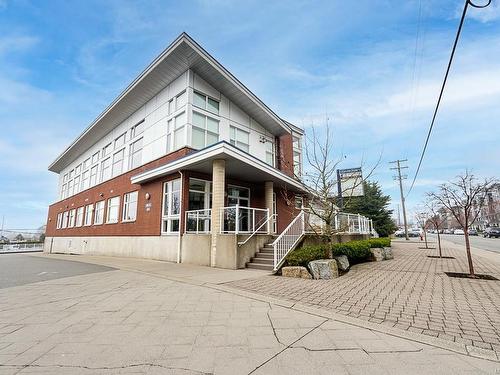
[112,149,124,177]
[173,112,186,150]
[162,179,181,233]
[76,207,84,227]
[293,135,302,177]
[131,120,145,138]
[68,209,76,228]
[101,158,111,182]
[84,204,93,226]
[114,133,126,149]
[73,176,80,195]
[62,211,69,229]
[56,213,63,229]
[81,170,90,191]
[193,91,219,114]
[122,191,138,222]
[106,196,120,224]
[230,126,250,153]
[129,138,143,169]
[90,165,98,186]
[192,112,219,149]
[102,143,112,157]
[188,178,212,211]
[92,152,99,164]
[265,140,275,167]
[94,200,105,225]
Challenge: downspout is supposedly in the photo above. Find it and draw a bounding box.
[177,170,184,263]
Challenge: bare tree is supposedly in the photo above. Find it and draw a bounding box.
[280,121,379,243]
[427,171,496,277]
[424,198,447,257]
[414,210,430,249]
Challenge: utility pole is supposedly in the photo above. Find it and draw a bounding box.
[397,204,401,226]
[390,160,409,240]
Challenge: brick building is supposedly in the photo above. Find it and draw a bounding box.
[44,33,308,270]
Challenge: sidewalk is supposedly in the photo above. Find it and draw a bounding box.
[0,252,497,374]
[227,239,500,362]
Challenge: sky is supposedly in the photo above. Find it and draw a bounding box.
[0,0,499,230]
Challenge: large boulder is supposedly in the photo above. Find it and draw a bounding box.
[282,266,312,279]
[370,248,384,262]
[333,255,350,272]
[307,259,339,280]
[382,247,393,260]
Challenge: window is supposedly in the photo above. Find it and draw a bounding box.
[101,158,111,182]
[230,126,249,152]
[112,149,124,177]
[56,213,63,229]
[76,207,84,227]
[131,120,145,138]
[129,138,143,169]
[63,173,68,183]
[162,179,181,233]
[90,165,98,186]
[94,201,105,225]
[173,112,186,150]
[293,135,302,177]
[92,152,99,164]
[61,184,67,199]
[73,176,80,194]
[176,91,187,110]
[114,133,126,149]
[265,140,275,167]
[69,169,74,179]
[81,170,90,191]
[106,196,120,224]
[62,211,69,229]
[188,178,212,210]
[84,204,93,226]
[68,209,76,228]
[83,158,91,170]
[102,143,112,157]
[295,196,303,210]
[122,191,138,222]
[193,91,219,114]
[67,179,73,197]
[192,112,219,149]
[75,164,81,175]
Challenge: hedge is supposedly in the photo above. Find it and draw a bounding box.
[284,237,391,267]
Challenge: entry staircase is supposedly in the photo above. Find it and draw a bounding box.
[246,240,276,271]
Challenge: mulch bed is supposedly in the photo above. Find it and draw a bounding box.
[444,272,499,281]
[427,255,455,259]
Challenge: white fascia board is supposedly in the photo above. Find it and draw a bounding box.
[131,142,307,192]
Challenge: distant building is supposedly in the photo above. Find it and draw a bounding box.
[476,183,500,229]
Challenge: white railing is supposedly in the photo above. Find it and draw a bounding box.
[272,210,307,271]
[307,211,373,235]
[185,209,212,234]
[238,214,277,246]
[0,242,44,253]
[220,205,269,234]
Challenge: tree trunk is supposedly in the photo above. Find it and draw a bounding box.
[424,228,428,249]
[436,227,442,258]
[464,227,475,277]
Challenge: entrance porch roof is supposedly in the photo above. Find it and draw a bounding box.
[131,141,308,193]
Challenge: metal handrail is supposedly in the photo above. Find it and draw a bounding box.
[185,208,212,234]
[271,210,306,271]
[238,213,277,246]
[219,205,269,234]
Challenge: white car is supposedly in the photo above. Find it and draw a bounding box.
[454,229,465,235]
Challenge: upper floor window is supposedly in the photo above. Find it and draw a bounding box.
[192,112,219,149]
[114,133,126,149]
[123,191,138,222]
[129,138,143,169]
[265,140,275,167]
[167,111,186,152]
[73,176,80,195]
[193,91,219,114]
[112,149,124,177]
[230,126,249,153]
[75,164,81,176]
[162,179,181,233]
[102,143,112,158]
[90,165,98,186]
[83,157,91,170]
[106,196,120,224]
[131,120,145,138]
[101,158,111,182]
[293,135,302,177]
[169,91,187,114]
[92,152,100,164]
[81,170,90,191]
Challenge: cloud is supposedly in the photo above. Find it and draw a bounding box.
[0,35,38,56]
[467,2,500,23]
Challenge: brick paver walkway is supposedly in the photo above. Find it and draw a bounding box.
[226,241,500,360]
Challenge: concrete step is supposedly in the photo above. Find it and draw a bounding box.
[246,262,274,271]
[254,252,273,259]
[259,248,273,254]
[249,257,273,265]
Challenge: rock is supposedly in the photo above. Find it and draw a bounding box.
[382,247,393,260]
[370,248,384,262]
[333,255,350,272]
[282,266,312,279]
[307,259,339,280]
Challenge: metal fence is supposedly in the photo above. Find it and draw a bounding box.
[0,242,44,253]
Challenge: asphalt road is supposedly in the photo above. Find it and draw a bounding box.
[429,233,500,254]
[0,253,115,289]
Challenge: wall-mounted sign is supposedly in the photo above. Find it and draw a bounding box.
[145,202,152,212]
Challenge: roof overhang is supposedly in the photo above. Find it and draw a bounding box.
[131,141,307,193]
[49,33,299,173]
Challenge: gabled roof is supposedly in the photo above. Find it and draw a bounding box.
[131,141,308,193]
[49,32,301,173]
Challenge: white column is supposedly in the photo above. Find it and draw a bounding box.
[210,159,225,267]
[264,181,274,234]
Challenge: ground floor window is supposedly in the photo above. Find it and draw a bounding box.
[186,178,212,232]
[68,209,76,228]
[162,179,181,233]
[123,191,138,222]
[94,200,105,225]
[56,213,63,229]
[84,204,93,226]
[106,196,120,224]
[76,207,84,227]
[62,211,69,228]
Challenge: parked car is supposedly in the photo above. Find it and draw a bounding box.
[484,227,500,238]
[443,229,453,234]
[409,229,422,237]
[468,229,478,236]
[454,229,465,235]
[394,229,405,237]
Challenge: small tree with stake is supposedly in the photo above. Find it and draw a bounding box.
[424,198,447,257]
[427,171,496,277]
[414,210,430,249]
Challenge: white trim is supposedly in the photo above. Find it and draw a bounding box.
[131,141,306,192]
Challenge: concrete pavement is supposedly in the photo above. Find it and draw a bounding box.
[0,253,498,374]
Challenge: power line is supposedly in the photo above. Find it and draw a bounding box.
[406,0,491,198]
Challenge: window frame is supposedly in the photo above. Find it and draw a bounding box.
[68,209,76,228]
[229,126,250,153]
[162,179,181,234]
[129,137,143,170]
[106,196,120,224]
[84,204,93,226]
[193,90,220,115]
[94,200,105,225]
[122,191,139,222]
[75,206,84,227]
[191,111,219,149]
